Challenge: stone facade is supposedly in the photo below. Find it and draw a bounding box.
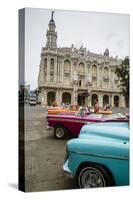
[38,12,125,108]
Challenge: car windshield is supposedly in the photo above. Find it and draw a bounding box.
[76,107,90,116]
[87,113,103,119]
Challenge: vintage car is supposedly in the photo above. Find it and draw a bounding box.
[47,108,128,139]
[63,122,129,188]
[47,105,79,115]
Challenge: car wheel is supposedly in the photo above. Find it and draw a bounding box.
[54,125,68,139]
[77,164,113,188]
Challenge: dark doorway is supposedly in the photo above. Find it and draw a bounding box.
[114,95,119,107]
[103,95,109,107]
[91,94,98,106]
[47,91,56,106]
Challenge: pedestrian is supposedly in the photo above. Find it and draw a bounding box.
[94,99,99,113]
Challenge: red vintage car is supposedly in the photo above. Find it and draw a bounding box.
[47,108,128,139]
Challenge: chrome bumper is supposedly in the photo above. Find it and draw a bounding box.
[63,159,73,178]
[46,126,53,130]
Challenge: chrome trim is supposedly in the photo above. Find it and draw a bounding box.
[48,117,89,124]
[63,159,74,178]
[46,126,53,130]
[70,151,129,160]
[62,169,74,178]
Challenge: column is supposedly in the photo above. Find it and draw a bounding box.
[72,88,75,105]
[72,84,78,105]
[119,94,123,107]
[59,90,62,105]
[54,57,57,82]
[59,60,63,84]
[99,93,103,108]
[110,94,112,107]
[39,60,45,84]
[71,62,74,85]
[108,68,111,89]
[88,94,92,107]
[121,95,126,107]
[46,57,50,82]
[61,61,64,83]
[56,90,58,103]
[111,94,114,107]
[59,61,61,83]
[97,66,100,89]
[87,83,92,107]
[56,60,59,82]
[41,89,47,106]
[85,63,87,87]
[56,90,62,104]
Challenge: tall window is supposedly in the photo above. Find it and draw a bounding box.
[92,65,97,88]
[64,60,71,73]
[114,95,119,107]
[79,62,85,74]
[92,65,97,77]
[103,95,109,107]
[44,58,47,74]
[103,67,109,88]
[50,58,54,83]
[50,58,54,73]
[104,67,109,77]
[64,60,71,85]
[79,80,81,87]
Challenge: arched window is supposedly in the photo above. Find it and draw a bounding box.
[44,58,47,74]
[79,80,81,87]
[92,65,97,88]
[92,65,97,76]
[114,95,119,107]
[47,91,56,106]
[79,62,85,74]
[87,64,90,73]
[64,60,71,73]
[91,94,98,106]
[62,92,71,104]
[50,58,54,73]
[103,67,109,88]
[103,95,109,107]
[104,67,109,77]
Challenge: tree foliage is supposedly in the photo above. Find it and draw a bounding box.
[115,57,129,107]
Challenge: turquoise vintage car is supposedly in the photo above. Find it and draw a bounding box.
[63,122,129,188]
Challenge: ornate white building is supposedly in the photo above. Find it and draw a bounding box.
[38,11,125,107]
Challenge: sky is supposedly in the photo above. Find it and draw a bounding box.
[23,8,130,90]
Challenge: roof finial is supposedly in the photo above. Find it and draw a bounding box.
[51,10,55,20]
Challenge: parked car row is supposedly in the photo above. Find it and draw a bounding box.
[46,106,129,189]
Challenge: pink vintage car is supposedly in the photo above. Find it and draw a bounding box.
[47,108,129,139]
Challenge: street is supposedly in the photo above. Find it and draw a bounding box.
[24,104,77,192]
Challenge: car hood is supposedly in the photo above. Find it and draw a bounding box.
[67,122,129,159]
[79,122,129,142]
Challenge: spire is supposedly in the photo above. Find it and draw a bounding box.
[104,48,109,56]
[46,11,57,48]
[51,10,55,20]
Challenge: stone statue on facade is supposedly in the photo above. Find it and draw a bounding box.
[73,71,79,82]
